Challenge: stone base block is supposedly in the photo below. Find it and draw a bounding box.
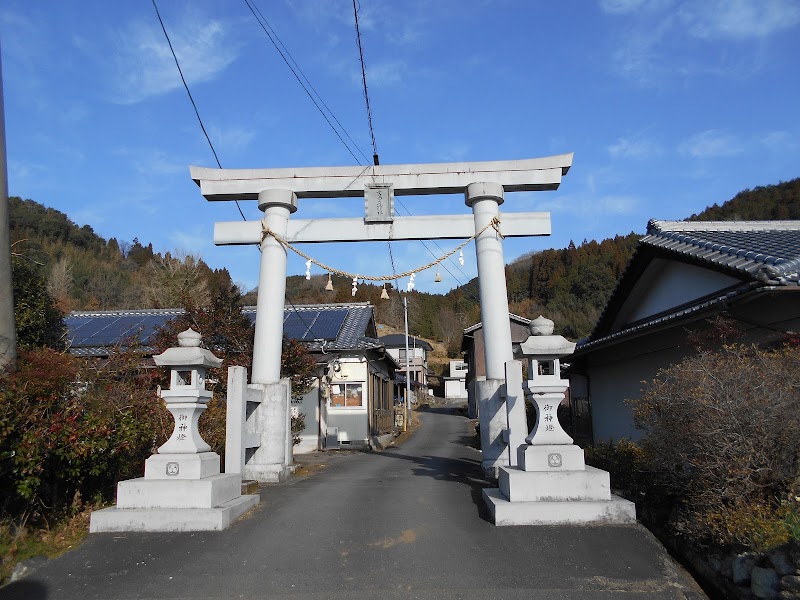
[499,466,610,502]
[144,452,220,480]
[483,488,636,526]
[241,479,259,495]
[89,494,259,532]
[244,463,290,483]
[518,444,586,472]
[116,473,241,509]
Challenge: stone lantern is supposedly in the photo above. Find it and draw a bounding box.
[89,329,259,532]
[146,328,221,478]
[516,315,577,462]
[482,315,636,526]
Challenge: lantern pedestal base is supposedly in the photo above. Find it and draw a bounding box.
[89,494,259,532]
[518,444,586,472]
[483,461,636,526]
[90,473,259,532]
[144,451,220,480]
[483,487,636,526]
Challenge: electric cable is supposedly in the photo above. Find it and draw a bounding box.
[150,0,246,222]
[352,0,379,165]
[152,0,316,335]
[246,0,372,166]
[244,0,366,166]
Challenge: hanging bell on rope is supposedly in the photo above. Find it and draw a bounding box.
[434,267,442,283]
[380,284,389,300]
[325,273,334,292]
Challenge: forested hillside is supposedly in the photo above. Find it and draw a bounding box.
[9,196,236,312]
[690,177,800,221]
[9,176,798,350]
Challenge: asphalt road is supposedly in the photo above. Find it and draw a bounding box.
[1,407,707,600]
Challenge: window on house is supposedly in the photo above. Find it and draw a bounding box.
[329,382,363,408]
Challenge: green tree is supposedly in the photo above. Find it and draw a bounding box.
[12,256,66,351]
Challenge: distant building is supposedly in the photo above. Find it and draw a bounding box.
[443,359,469,400]
[379,333,433,392]
[65,303,401,453]
[569,220,800,443]
[461,314,532,418]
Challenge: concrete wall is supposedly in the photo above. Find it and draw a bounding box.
[444,378,467,399]
[291,380,320,455]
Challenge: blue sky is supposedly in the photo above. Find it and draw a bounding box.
[2,0,799,295]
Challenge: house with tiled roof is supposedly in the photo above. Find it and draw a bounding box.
[568,220,800,443]
[461,314,532,418]
[65,303,401,453]
[378,333,433,393]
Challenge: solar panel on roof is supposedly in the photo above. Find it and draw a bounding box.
[310,309,348,339]
[281,308,347,341]
[283,311,317,340]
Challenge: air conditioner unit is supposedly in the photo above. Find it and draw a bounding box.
[325,427,340,450]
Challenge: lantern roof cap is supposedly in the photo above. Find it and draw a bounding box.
[515,316,576,359]
[153,329,223,368]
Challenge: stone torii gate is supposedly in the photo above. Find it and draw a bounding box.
[191,154,572,477]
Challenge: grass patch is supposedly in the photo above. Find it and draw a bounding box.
[0,507,93,584]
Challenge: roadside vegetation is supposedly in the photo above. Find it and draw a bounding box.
[586,334,800,593]
[0,251,315,584]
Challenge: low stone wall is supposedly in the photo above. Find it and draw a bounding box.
[664,537,799,600]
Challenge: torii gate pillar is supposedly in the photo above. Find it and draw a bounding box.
[466,182,513,379]
[252,189,297,385]
[466,183,526,476]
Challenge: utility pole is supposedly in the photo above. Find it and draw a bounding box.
[0,42,17,372]
[403,295,411,429]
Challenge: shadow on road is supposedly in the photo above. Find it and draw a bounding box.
[372,406,495,522]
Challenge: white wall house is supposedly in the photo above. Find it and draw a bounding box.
[443,360,468,400]
[380,334,433,391]
[569,220,800,444]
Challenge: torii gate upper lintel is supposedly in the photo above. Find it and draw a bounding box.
[190,154,573,387]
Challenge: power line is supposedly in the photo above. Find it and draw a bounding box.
[352,0,379,166]
[246,1,371,167]
[244,0,366,166]
[152,0,318,335]
[150,0,246,221]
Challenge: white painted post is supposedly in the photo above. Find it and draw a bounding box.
[252,189,297,384]
[465,182,513,380]
[504,360,527,468]
[225,366,248,475]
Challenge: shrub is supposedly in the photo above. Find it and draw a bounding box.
[0,346,169,524]
[630,344,800,548]
[585,438,647,495]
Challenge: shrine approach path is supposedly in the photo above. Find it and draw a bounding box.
[1,406,706,600]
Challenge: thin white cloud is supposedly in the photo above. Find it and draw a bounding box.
[113,147,185,176]
[536,193,640,217]
[604,0,800,85]
[171,228,212,254]
[607,134,661,159]
[759,130,798,151]
[678,0,800,40]
[678,129,745,158]
[109,10,239,105]
[609,20,672,86]
[209,125,257,156]
[365,61,406,88]
[599,0,655,14]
